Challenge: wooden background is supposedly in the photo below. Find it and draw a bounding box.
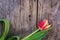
[0,0,60,40]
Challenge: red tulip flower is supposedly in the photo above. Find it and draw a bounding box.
[23,19,51,40]
[38,19,51,30]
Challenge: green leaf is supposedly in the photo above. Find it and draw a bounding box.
[8,36,20,40]
[0,19,10,40]
[22,30,48,40]
[36,31,48,40]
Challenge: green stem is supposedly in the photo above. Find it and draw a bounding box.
[22,29,40,40]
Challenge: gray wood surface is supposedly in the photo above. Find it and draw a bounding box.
[38,0,60,40]
[0,0,60,40]
[0,0,37,39]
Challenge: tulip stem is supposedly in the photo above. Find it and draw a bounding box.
[22,28,40,40]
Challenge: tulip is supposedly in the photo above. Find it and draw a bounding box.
[38,19,51,30]
[22,19,51,40]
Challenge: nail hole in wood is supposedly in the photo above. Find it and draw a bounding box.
[29,15,31,21]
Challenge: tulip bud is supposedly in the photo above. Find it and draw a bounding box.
[38,19,51,30]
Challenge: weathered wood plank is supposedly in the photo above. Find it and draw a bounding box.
[0,0,10,37]
[20,0,37,38]
[0,0,37,39]
[38,0,60,40]
[0,0,21,38]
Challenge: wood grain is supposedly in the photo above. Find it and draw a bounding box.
[38,0,60,40]
[0,0,60,40]
[0,0,37,39]
[20,0,37,38]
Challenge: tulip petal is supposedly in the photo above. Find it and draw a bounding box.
[38,19,51,30]
[43,20,48,28]
[38,19,47,28]
[45,25,51,29]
